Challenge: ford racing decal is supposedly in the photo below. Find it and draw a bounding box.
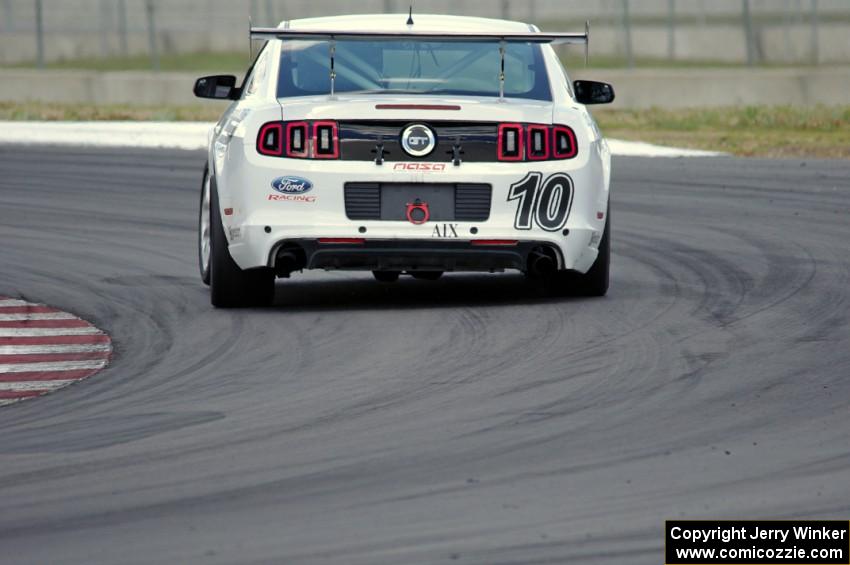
[271,176,313,194]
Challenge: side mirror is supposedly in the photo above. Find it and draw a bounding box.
[194,75,239,100]
[573,80,615,105]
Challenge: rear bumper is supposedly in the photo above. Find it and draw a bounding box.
[216,137,611,275]
[272,239,560,273]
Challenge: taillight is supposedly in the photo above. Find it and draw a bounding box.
[312,121,339,159]
[286,121,309,158]
[497,123,524,161]
[527,124,550,161]
[257,122,284,156]
[257,120,340,159]
[553,126,577,159]
[497,123,577,161]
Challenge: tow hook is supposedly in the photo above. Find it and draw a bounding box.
[406,199,430,225]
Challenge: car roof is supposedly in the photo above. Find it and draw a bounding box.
[285,13,535,34]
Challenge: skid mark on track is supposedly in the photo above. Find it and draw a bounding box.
[0,297,112,407]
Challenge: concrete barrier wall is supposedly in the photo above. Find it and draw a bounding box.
[572,67,850,108]
[0,70,206,106]
[2,0,850,66]
[3,23,850,65]
[1,67,848,109]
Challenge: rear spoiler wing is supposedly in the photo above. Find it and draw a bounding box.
[250,23,590,99]
[249,25,589,46]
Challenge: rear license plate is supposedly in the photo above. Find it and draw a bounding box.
[380,184,455,221]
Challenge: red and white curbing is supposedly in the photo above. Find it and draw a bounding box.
[0,296,112,407]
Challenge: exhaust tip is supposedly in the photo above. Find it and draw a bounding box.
[527,246,558,278]
[274,244,306,277]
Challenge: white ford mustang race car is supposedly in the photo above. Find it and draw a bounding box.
[195,13,614,307]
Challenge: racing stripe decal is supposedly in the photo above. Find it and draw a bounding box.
[0,297,112,407]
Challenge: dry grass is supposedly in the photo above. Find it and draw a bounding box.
[594,105,850,158]
[0,101,225,122]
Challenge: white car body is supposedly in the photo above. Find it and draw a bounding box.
[199,13,613,306]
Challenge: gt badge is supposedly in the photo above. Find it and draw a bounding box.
[401,124,436,157]
[406,199,430,224]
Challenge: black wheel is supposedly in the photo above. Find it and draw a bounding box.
[578,206,610,296]
[373,271,401,283]
[209,176,275,308]
[410,271,444,281]
[552,205,610,297]
[198,165,211,286]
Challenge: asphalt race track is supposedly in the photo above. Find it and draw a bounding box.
[0,146,848,565]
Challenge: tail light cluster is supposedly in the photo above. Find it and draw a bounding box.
[257,121,339,159]
[497,123,577,162]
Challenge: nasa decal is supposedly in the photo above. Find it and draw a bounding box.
[393,162,446,172]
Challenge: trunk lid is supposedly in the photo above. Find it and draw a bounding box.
[277,94,554,124]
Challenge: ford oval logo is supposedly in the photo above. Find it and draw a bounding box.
[271,176,313,194]
[401,123,436,158]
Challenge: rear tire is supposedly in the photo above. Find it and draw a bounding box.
[373,270,401,283]
[576,211,610,296]
[198,165,212,286]
[552,205,610,297]
[209,176,275,308]
[410,271,444,281]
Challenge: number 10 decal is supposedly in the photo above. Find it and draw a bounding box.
[507,172,574,231]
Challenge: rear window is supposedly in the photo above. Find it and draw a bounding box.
[277,40,551,101]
